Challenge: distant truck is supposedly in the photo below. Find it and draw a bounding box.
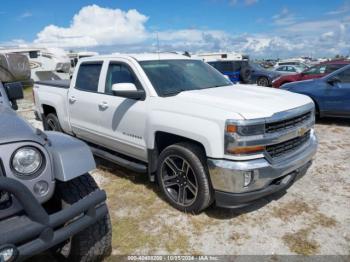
[34,53,317,213]
[0,53,111,261]
[196,52,251,83]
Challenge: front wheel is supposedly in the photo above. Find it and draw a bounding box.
[51,174,112,262]
[44,113,62,132]
[257,77,270,87]
[157,143,213,213]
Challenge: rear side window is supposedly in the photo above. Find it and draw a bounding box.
[326,64,346,74]
[209,61,232,73]
[75,63,102,92]
[337,68,350,83]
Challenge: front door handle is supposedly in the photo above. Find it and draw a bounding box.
[98,101,109,110]
[69,96,77,103]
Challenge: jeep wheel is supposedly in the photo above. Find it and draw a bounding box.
[44,113,62,132]
[257,77,269,87]
[157,143,213,213]
[52,174,112,262]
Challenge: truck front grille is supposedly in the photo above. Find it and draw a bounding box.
[0,160,12,210]
[265,112,312,133]
[266,131,311,159]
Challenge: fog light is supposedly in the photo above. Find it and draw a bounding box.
[243,171,253,187]
[0,244,18,262]
[33,181,49,196]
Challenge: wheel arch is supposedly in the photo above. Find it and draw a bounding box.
[147,132,207,182]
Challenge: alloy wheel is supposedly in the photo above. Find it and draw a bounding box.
[160,155,198,207]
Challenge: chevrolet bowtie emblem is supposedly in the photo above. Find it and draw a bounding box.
[298,127,308,137]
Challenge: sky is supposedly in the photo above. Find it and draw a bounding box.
[0,0,349,58]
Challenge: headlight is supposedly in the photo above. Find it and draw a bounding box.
[272,76,281,83]
[225,121,265,156]
[11,147,44,177]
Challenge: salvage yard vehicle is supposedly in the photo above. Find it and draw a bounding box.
[197,52,251,83]
[34,53,318,213]
[282,64,350,119]
[272,60,350,88]
[0,53,111,261]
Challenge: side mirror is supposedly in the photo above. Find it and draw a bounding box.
[327,76,341,86]
[111,83,145,100]
[4,82,24,110]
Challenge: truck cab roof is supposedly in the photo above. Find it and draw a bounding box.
[80,53,191,63]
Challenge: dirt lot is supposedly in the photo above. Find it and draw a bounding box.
[18,89,350,256]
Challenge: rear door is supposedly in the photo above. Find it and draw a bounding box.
[68,61,105,142]
[323,67,350,117]
[95,59,148,161]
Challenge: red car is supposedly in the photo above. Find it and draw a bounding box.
[272,60,350,88]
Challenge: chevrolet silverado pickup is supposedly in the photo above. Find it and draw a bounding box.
[34,53,318,213]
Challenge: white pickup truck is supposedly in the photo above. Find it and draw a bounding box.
[33,53,317,213]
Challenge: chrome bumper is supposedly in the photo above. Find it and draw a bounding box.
[207,130,317,194]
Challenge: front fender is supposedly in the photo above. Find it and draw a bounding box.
[46,132,96,182]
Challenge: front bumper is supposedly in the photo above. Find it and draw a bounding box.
[208,131,317,208]
[0,177,108,261]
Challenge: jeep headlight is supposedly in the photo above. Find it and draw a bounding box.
[225,121,265,155]
[11,147,44,177]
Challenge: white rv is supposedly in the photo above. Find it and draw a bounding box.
[0,47,71,81]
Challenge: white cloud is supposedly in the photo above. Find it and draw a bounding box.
[3,4,350,58]
[327,0,350,15]
[244,0,258,6]
[272,8,298,26]
[228,0,258,6]
[18,12,32,20]
[34,5,149,47]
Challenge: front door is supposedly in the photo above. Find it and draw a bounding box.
[301,65,326,81]
[96,61,148,161]
[323,68,350,117]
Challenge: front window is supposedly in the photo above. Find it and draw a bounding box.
[303,65,326,75]
[139,59,232,96]
[105,63,140,95]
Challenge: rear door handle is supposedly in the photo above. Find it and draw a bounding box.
[69,96,77,103]
[98,101,109,110]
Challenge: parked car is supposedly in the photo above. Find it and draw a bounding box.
[33,53,317,213]
[274,60,310,69]
[272,60,350,88]
[249,62,285,87]
[0,53,111,261]
[274,65,307,74]
[281,64,350,118]
[206,59,251,83]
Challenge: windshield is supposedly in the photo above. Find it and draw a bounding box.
[250,63,264,70]
[139,59,232,96]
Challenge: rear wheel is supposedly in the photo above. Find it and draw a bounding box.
[257,77,269,87]
[51,174,112,262]
[157,143,213,213]
[44,113,62,132]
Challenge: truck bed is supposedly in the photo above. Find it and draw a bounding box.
[35,80,70,89]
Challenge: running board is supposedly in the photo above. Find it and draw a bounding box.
[90,147,147,173]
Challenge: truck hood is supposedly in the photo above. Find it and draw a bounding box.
[0,105,44,145]
[176,84,313,120]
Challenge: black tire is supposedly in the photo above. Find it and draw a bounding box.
[240,67,251,84]
[52,174,112,262]
[157,142,213,214]
[257,77,270,87]
[44,113,62,132]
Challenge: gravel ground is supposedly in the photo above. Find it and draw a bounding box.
[17,95,350,257]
